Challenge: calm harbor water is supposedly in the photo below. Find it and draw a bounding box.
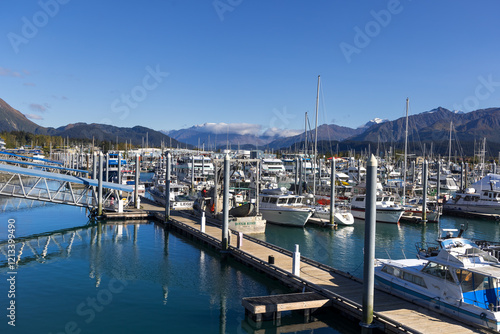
[1,195,499,334]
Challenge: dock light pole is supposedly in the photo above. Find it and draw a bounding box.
[98,152,103,216]
[330,157,336,226]
[222,153,230,251]
[165,152,172,222]
[421,160,428,223]
[361,154,377,333]
[135,154,140,209]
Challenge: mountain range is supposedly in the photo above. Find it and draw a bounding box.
[0,98,186,148]
[2,97,500,156]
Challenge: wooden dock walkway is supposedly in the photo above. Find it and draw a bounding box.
[115,198,492,334]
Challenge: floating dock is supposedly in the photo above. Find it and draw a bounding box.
[110,198,490,334]
[242,292,331,323]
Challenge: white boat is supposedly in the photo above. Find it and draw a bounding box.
[375,230,500,332]
[309,204,354,226]
[401,197,441,223]
[259,187,314,227]
[350,193,404,224]
[443,188,500,218]
[261,158,285,175]
[148,182,193,210]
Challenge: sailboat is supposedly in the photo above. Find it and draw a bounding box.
[307,75,354,226]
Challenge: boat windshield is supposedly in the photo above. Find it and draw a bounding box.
[422,262,454,283]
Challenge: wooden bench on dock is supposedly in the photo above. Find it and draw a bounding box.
[242,292,332,323]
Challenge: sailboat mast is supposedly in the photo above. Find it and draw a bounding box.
[313,75,320,197]
[448,121,452,169]
[403,98,409,204]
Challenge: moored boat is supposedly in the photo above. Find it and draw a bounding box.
[259,187,314,227]
[375,230,500,332]
[350,193,404,224]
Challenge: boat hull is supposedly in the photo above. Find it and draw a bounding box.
[260,207,312,227]
[311,210,354,226]
[351,207,403,224]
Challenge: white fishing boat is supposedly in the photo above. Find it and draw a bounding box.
[375,230,500,332]
[148,182,194,210]
[259,187,314,227]
[350,193,404,224]
[443,188,500,218]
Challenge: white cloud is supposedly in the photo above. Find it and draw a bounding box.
[262,127,302,138]
[194,122,262,136]
[25,113,44,120]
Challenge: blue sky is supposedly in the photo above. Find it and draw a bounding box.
[1,0,500,138]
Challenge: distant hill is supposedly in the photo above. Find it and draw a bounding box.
[0,98,46,134]
[349,107,500,144]
[46,123,188,148]
[0,98,186,148]
[267,123,365,150]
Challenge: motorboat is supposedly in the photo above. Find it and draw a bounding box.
[259,187,314,227]
[401,197,441,223]
[375,229,500,332]
[443,188,500,219]
[309,203,354,226]
[350,193,404,224]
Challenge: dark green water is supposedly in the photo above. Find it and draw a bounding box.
[1,195,499,333]
[0,200,355,334]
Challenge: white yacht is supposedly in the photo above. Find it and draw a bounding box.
[259,188,314,227]
[443,188,500,218]
[350,193,404,224]
[375,230,500,332]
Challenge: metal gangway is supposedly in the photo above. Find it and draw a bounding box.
[0,162,134,212]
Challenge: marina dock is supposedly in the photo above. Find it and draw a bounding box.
[126,199,492,334]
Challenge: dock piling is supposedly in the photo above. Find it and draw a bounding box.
[98,152,103,216]
[330,157,336,226]
[165,152,171,222]
[361,154,377,333]
[201,211,206,233]
[292,244,300,276]
[222,154,230,251]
